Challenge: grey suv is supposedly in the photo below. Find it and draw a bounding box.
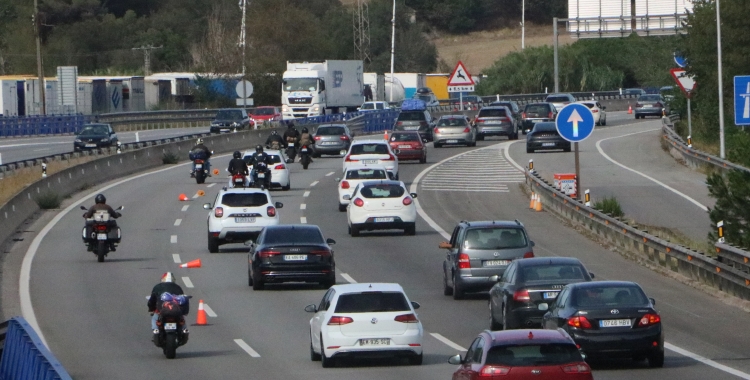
[441,220,535,300]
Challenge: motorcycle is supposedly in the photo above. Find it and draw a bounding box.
[193,159,208,184]
[300,144,312,170]
[286,142,297,163]
[230,173,248,188]
[153,293,191,359]
[251,163,271,190]
[80,205,123,262]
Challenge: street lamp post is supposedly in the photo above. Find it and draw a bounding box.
[521,0,525,49]
[716,0,725,159]
[389,0,395,102]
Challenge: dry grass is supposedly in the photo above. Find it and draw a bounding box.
[0,156,99,206]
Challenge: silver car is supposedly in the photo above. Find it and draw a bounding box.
[544,93,576,112]
[433,115,476,148]
[311,124,353,157]
[473,106,518,140]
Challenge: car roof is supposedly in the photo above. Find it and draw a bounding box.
[360,180,404,187]
[351,139,389,145]
[567,280,639,289]
[219,187,270,195]
[390,130,421,135]
[486,329,574,345]
[575,100,596,105]
[263,224,320,232]
[244,149,283,156]
[255,106,276,109]
[514,257,584,267]
[330,282,405,294]
[460,220,525,228]
[345,164,388,171]
[480,106,510,110]
[525,102,553,107]
[316,124,347,128]
[439,114,469,118]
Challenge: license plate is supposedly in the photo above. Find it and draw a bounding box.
[235,178,244,182]
[257,173,265,178]
[362,159,378,164]
[288,143,294,147]
[374,217,394,222]
[482,260,510,267]
[195,164,203,169]
[404,126,420,130]
[360,338,390,346]
[322,141,337,145]
[447,139,458,143]
[97,233,108,240]
[398,145,411,149]
[235,217,256,223]
[643,104,652,108]
[85,144,97,148]
[542,143,555,147]
[284,255,307,261]
[220,128,230,132]
[543,292,559,299]
[600,319,632,327]
[164,323,177,331]
[301,148,308,152]
[531,119,540,123]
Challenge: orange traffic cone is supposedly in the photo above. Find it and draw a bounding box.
[196,190,205,197]
[384,129,389,141]
[627,105,633,114]
[180,259,202,268]
[534,194,543,212]
[213,169,219,175]
[178,193,188,201]
[195,300,207,325]
[529,193,536,209]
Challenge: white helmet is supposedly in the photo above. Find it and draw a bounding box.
[196,138,204,144]
[161,272,174,283]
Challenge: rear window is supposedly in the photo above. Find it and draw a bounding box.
[477,109,508,118]
[346,169,387,180]
[397,111,425,121]
[221,193,268,207]
[263,227,324,245]
[572,286,649,307]
[215,110,243,119]
[360,184,405,198]
[438,118,468,127]
[486,344,582,366]
[579,102,595,109]
[532,123,557,133]
[525,104,551,114]
[334,291,410,313]
[243,154,282,165]
[350,143,389,155]
[519,264,586,282]
[545,95,572,103]
[463,228,527,249]
[252,108,276,116]
[390,133,420,142]
[315,126,345,136]
[639,95,662,102]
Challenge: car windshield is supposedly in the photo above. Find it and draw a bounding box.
[532,123,557,133]
[579,102,596,109]
[252,108,275,116]
[572,285,649,307]
[220,193,268,207]
[491,102,514,109]
[78,125,109,135]
[316,126,345,136]
[438,118,467,127]
[283,78,318,92]
[486,344,583,366]
[243,154,282,165]
[478,109,508,118]
[264,227,324,245]
[520,265,586,282]
[215,110,244,119]
[360,184,405,198]
[346,169,387,180]
[390,133,420,142]
[525,104,551,114]
[463,228,527,249]
[546,95,572,103]
[397,112,425,121]
[361,103,375,110]
[416,95,433,103]
[334,291,410,313]
[350,144,389,155]
[639,95,662,102]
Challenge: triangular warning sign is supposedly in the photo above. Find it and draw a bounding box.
[447,61,475,86]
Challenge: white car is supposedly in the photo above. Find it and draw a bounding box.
[243,149,290,190]
[358,101,390,112]
[544,93,576,112]
[305,283,423,367]
[345,180,417,236]
[337,165,388,212]
[203,187,283,253]
[343,139,399,180]
[575,100,607,126]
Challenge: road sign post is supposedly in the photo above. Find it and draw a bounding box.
[556,104,595,201]
[670,68,696,137]
[447,61,475,111]
[734,76,750,127]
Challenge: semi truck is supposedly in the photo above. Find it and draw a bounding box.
[281,60,364,120]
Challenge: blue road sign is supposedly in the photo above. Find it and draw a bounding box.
[735,76,750,126]
[674,54,688,68]
[555,103,595,142]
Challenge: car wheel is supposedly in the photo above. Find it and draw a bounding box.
[443,272,453,296]
[419,155,427,164]
[338,203,347,212]
[564,146,571,152]
[310,337,321,361]
[320,335,336,368]
[252,271,264,290]
[452,274,464,300]
[477,135,485,141]
[404,223,416,236]
[350,224,360,237]
[282,181,290,191]
[434,143,442,148]
[526,147,534,154]
[647,350,665,368]
[313,152,321,158]
[602,117,607,126]
[321,272,335,289]
[247,267,253,287]
[489,302,503,330]
[408,354,423,365]
[208,234,219,253]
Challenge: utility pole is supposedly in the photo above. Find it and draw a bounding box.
[353,0,371,67]
[239,0,248,109]
[716,0,725,159]
[33,0,46,115]
[389,0,395,102]
[521,0,525,49]
[132,45,162,76]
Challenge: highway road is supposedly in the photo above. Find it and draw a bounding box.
[15,111,750,379]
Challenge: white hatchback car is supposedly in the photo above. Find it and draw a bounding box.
[343,139,399,180]
[345,180,417,236]
[203,187,283,253]
[243,149,290,190]
[575,100,607,126]
[336,165,388,212]
[305,283,423,367]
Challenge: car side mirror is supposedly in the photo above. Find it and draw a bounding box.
[649,297,656,306]
[335,178,341,182]
[589,272,595,279]
[116,206,124,211]
[80,205,87,210]
[275,202,284,208]
[530,241,535,247]
[411,301,421,310]
[244,240,254,247]
[448,355,463,365]
[410,193,417,198]
[357,107,361,111]
[439,241,452,249]
[326,238,336,245]
[343,195,351,201]
[488,275,500,282]
[203,203,212,210]
[304,304,318,313]
[602,106,607,110]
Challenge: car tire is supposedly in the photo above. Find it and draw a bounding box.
[443,273,453,296]
[404,224,416,236]
[350,224,360,237]
[252,271,264,290]
[647,350,665,368]
[208,234,219,253]
[452,274,464,300]
[526,147,534,154]
[419,155,427,164]
[501,305,515,330]
[313,152,321,158]
[602,117,607,126]
[489,302,503,330]
[321,336,336,368]
[434,143,442,148]
[321,273,336,289]
[248,268,253,287]
[564,146,572,153]
[282,181,290,191]
[408,354,423,365]
[310,338,321,361]
[338,203,347,212]
[477,135,485,141]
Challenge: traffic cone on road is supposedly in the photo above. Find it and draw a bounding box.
[179,259,202,268]
[533,194,543,212]
[384,129,389,141]
[529,193,536,209]
[195,300,207,325]
[627,105,633,114]
[178,193,188,201]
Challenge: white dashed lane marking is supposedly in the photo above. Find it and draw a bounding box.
[207,183,216,188]
[172,254,181,263]
[303,191,310,197]
[234,339,261,358]
[430,333,467,351]
[326,172,335,176]
[203,304,217,317]
[174,219,182,226]
[181,205,189,212]
[170,235,177,244]
[341,273,357,284]
[181,277,194,288]
[300,204,306,210]
[310,181,319,187]
[300,217,307,224]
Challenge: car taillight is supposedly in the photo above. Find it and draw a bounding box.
[655,102,663,108]
[403,197,413,205]
[311,250,331,257]
[344,155,353,162]
[419,121,428,127]
[513,289,530,302]
[267,206,276,217]
[463,127,471,133]
[592,109,598,113]
[259,249,281,258]
[567,316,592,329]
[500,117,510,123]
[314,135,321,140]
[385,153,395,161]
[458,253,470,269]
[434,127,440,134]
[638,313,661,326]
[214,207,224,217]
[353,198,364,207]
[636,103,642,108]
[394,313,419,323]
[548,112,553,119]
[396,121,403,126]
[274,165,284,170]
[523,251,534,258]
[521,112,527,119]
[562,363,591,373]
[341,181,350,189]
[327,316,354,325]
[475,118,484,124]
[479,366,510,376]
[340,135,350,141]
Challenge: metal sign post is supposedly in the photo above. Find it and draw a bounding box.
[556,104,595,201]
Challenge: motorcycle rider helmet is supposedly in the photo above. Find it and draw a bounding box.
[233,151,241,159]
[287,122,295,129]
[95,194,106,204]
[256,145,263,153]
[196,138,204,144]
[302,127,309,133]
[271,130,278,135]
[161,272,174,283]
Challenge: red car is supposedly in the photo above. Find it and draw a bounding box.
[449,329,593,380]
[388,131,426,164]
[250,106,282,124]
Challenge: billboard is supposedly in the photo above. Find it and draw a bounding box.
[568,0,693,38]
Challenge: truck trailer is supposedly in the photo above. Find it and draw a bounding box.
[281,60,363,120]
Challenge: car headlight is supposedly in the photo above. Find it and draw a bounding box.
[101,137,109,142]
[312,106,320,112]
[282,105,289,112]
[74,138,81,143]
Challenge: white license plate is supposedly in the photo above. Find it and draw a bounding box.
[164,323,177,331]
[531,119,540,123]
[374,217,394,222]
[482,260,510,267]
[97,233,108,240]
[360,338,390,346]
[404,126,420,130]
[447,139,458,143]
[321,141,337,145]
[220,128,230,132]
[284,255,307,261]
[362,159,378,164]
[642,104,652,108]
[398,145,411,149]
[543,292,559,299]
[542,143,555,147]
[288,143,295,147]
[600,319,632,327]
[195,164,203,169]
[257,173,265,178]
[301,148,308,152]
[234,178,244,182]
[235,217,256,223]
[85,144,97,148]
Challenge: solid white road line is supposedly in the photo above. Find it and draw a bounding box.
[300,217,307,224]
[326,171,335,176]
[0,141,70,148]
[181,277,194,288]
[300,204,306,210]
[430,333,467,351]
[174,219,182,226]
[341,273,357,284]
[303,191,310,197]
[172,254,181,263]
[310,180,319,187]
[170,235,177,244]
[665,343,750,379]
[181,205,189,212]
[203,303,218,317]
[207,183,216,188]
[234,339,261,358]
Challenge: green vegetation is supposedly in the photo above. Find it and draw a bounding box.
[162,151,179,164]
[34,191,61,209]
[593,196,624,218]
[707,170,750,247]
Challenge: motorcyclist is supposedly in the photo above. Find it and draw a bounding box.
[83,193,121,251]
[227,150,250,187]
[298,127,314,163]
[265,130,285,150]
[147,272,187,341]
[282,122,300,163]
[189,138,212,177]
[248,145,273,188]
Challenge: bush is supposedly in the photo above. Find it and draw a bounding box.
[593,196,624,218]
[162,151,179,164]
[35,191,61,209]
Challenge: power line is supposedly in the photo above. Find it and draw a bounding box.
[132,45,162,76]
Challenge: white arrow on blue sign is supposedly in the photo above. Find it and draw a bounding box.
[555,103,595,142]
[735,76,750,126]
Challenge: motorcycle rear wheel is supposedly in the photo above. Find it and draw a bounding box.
[164,333,178,359]
[96,241,107,262]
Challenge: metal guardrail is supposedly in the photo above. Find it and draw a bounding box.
[662,120,750,174]
[0,317,71,380]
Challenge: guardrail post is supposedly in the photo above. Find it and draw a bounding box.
[584,189,590,207]
[687,135,692,148]
[528,159,534,173]
[717,220,725,243]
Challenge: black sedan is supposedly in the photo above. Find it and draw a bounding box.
[542,281,664,367]
[248,224,336,290]
[488,257,593,330]
[526,122,571,153]
[74,123,118,151]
